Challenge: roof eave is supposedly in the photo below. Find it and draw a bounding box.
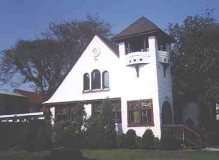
[112,30,175,43]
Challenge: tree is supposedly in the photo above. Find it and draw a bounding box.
[0,15,112,98]
[85,99,116,149]
[168,10,219,126]
[53,103,86,149]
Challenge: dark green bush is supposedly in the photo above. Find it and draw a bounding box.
[153,137,161,149]
[136,136,143,149]
[52,103,87,149]
[125,129,136,149]
[142,129,155,149]
[0,120,52,151]
[53,121,86,149]
[20,120,52,151]
[116,133,126,148]
[161,128,179,150]
[0,122,23,150]
[85,99,116,149]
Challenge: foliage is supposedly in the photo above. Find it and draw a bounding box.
[153,137,161,149]
[85,99,116,149]
[142,129,155,149]
[0,15,112,98]
[20,120,52,151]
[0,120,52,151]
[125,129,136,149]
[161,128,179,150]
[168,10,219,126]
[52,103,86,149]
[135,136,143,149]
[115,133,126,148]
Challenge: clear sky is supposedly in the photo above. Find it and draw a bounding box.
[0,0,219,52]
[0,0,219,91]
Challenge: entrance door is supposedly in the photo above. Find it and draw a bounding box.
[162,101,173,125]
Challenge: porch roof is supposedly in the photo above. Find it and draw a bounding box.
[44,97,121,107]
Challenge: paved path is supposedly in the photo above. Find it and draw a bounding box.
[203,148,219,151]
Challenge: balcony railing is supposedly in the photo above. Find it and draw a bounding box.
[125,51,151,66]
[158,51,169,64]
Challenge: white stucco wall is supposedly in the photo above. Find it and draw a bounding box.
[45,35,173,139]
[45,36,122,103]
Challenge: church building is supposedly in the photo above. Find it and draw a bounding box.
[44,17,175,138]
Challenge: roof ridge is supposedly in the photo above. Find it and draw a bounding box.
[96,34,119,57]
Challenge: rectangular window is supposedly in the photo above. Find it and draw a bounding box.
[127,99,154,127]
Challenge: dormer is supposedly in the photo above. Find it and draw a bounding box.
[112,17,174,65]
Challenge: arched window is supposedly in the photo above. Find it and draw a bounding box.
[102,71,109,89]
[83,73,90,90]
[162,101,173,125]
[91,69,101,89]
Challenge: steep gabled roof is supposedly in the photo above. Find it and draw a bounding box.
[112,17,174,42]
[97,34,119,57]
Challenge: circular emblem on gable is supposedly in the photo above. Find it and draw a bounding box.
[92,48,101,61]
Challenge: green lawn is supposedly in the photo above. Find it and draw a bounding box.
[0,150,49,160]
[1,149,219,160]
[83,149,219,160]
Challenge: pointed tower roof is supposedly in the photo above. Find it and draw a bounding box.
[112,17,174,42]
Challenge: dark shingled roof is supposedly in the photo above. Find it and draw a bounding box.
[112,17,174,42]
[97,34,119,57]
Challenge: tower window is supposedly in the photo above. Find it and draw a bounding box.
[125,37,148,54]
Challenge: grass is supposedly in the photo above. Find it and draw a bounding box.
[1,149,219,160]
[83,149,219,160]
[0,150,49,160]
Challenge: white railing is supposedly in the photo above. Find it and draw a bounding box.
[0,112,45,122]
[158,51,169,64]
[125,51,151,66]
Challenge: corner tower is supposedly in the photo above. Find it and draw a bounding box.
[112,17,174,138]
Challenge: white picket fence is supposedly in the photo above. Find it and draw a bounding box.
[0,112,45,122]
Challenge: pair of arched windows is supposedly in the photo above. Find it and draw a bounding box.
[83,70,109,91]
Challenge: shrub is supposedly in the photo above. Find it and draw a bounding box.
[153,137,161,149]
[142,129,155,149]
[85,99,116,149]
[116,133,126,148]
[161,128,179,150]
[136,136,143,149]
[53,121,86,149]
[20,120,52,151]
[125,129,136,149]
[53,103,87,149]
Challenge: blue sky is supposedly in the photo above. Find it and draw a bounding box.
[0,0,219,52]
[0,0,219,91]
